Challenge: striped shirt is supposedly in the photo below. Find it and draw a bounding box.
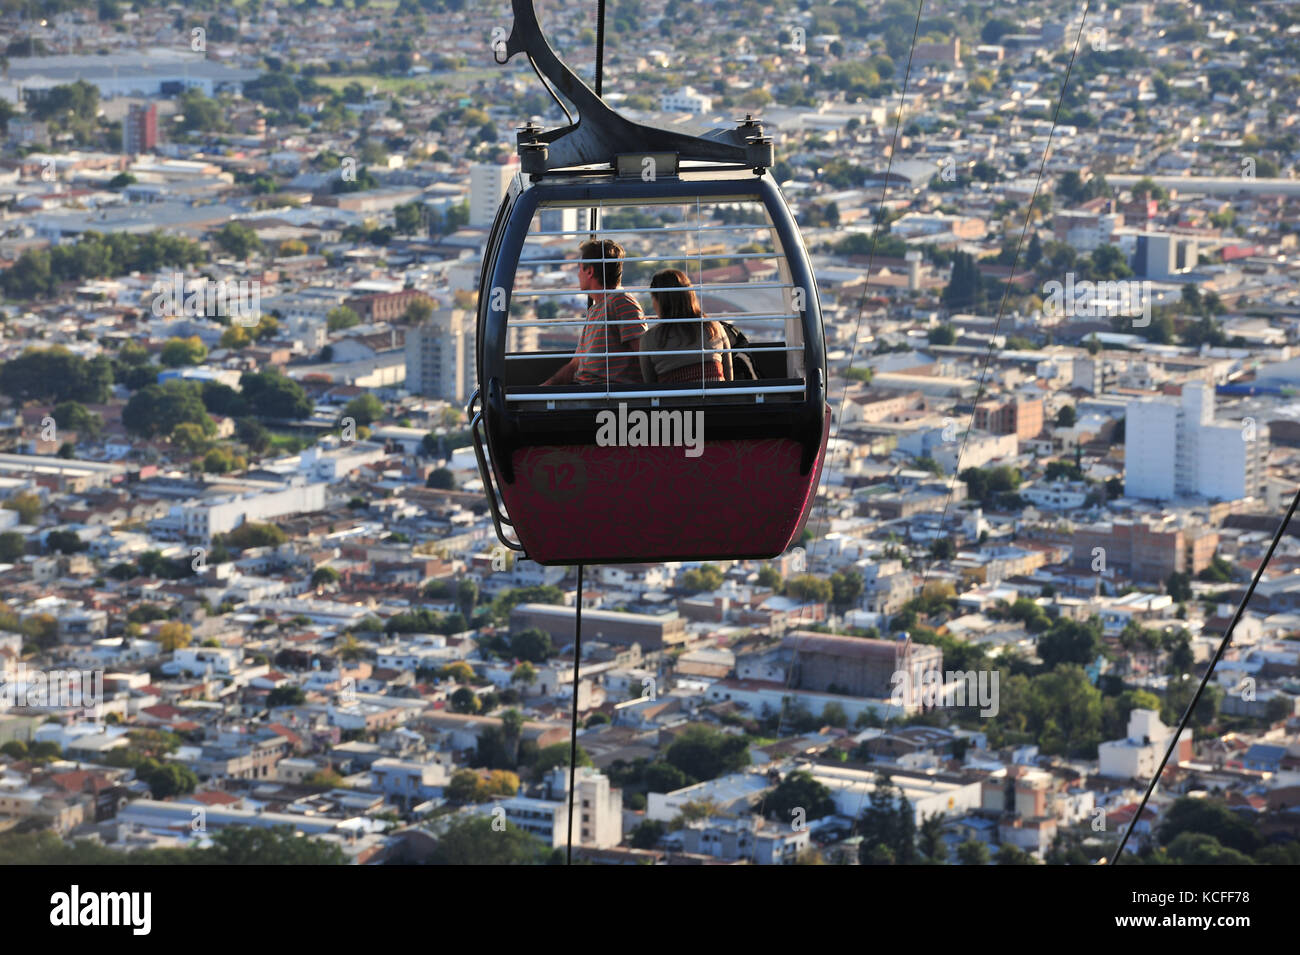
[574,290,647,385]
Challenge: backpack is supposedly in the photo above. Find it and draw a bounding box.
[719,321,759,380]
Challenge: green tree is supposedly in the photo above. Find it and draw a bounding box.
[326,306,361,332]
[0,531,24,562]
[214,221,262,259]
[240,369,312,419]
[444,764,488,805]
[918,812,946,863]
[0,740,27,759]
[1162,679,1222,731]
[929,538,956,561]
[629,819,666,849]
[956,838,990,866]
[829,569,863,608]
[4,492,42,524]
[219,522,287,550]
[46,529,85,555]
[1198,555,1234,583]
[426,468,456,490]
[509,627,557,663]
[52,400,103,438]
[267,686,307,707]
[643,760,691,793]
[764,770,836,823]
[927,323,957,345]
[785,574,833,604]
[680,564,724,592]
[394,202,424,235]
[0,347,113,404]
[532,742,592,777]
[858,773,916,865]
[160,336,208,368]
[665,726,750,782]
[1163,831,1255,865]
[172,421,212,455]
[200,824,346,864]
[311,566,340,587]
[450,687,480,713]
[431,816,549,865]
[122,380,214,439]
[1037,617,1103,668]
[456,579,479,618]
[236,416,273,454]
[996,843,1039,865]
[403,298,434,325]
[490,585,564,624]
[1166,572,1192,603]
[500,708,525,767]
[343,394,384,428]
[178,87,224,132]
[510,661,537,686]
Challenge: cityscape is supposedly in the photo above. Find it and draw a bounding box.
[0,0,1296,876]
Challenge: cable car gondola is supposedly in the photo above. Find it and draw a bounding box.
[467,0,830,565]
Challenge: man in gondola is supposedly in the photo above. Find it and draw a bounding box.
[542,238,647,386]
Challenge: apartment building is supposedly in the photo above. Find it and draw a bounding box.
[469,158,517,227]
[1125,383,1266,501]
[405,308,475,403]
[1060,516,1217,582]
[124,102,158,155]
[971,395,1044,440]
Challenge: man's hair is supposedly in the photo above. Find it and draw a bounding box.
[579,238,624,289]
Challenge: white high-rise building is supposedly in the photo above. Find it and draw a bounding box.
[405,308,475,403]
[1124,382,1265,501]
[469,158,518,227]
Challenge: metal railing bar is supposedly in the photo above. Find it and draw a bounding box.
[506,315,792,328]
[504,346,803,360]
[507,385,805,401]
[526,223,777,237]
[513,251,785,267]
[508,281,796,297]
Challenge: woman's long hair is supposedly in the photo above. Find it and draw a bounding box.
[649,269,723,344]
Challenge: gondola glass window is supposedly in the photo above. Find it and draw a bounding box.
[501,196,807,401]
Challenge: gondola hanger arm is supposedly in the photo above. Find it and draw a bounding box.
[497,0,772,172]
